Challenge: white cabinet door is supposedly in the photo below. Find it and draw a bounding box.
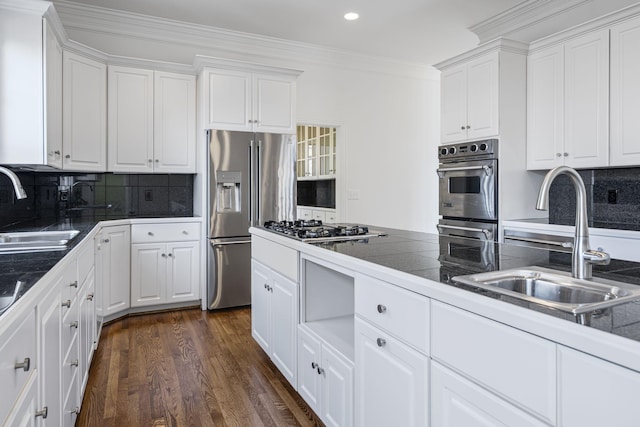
[98,225,131,317]
[131,243,166,307]
[38,286,62,427]
[154,71,196,173]
[441,65,468,143]
[354,317,428,427]
[431,362,549,427]
[3,373,38,427]
[298,326,323,413]
[610,16,640,166]
[251,260,271,353]
[268,270,298,385]
[63,51,107,172]
[166,241,199,302]
[558,346,640,426]
[205,69,252,131]
[253,73,296,134]
[321,344,353,427]
[527,45,564,170]
[44,20,63,169]
[563,29,609,168]
[108,66,154,172]
[466,52,499,140]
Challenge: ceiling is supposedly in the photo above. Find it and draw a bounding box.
[54,0,524,65]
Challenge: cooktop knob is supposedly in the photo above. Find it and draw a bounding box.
[470,144,478,152]
[440,148,448,156]
[448,147,456,155]
[479,143,488,151]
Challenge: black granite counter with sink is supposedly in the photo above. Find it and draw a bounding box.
[300,226,640,342]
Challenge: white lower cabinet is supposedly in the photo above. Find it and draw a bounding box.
[354,317,428,427]
[97,225,131,318]
[251,259,298,387]
[431,361,549,427]
[3,373,38,427]
[558,346,640,426]
[298,326,353,427]
[130,223,200,307]
[38,285,62,427]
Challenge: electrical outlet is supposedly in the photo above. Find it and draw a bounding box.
[144,189,153,201]
[608,189,618,204]
[59,190,69,201]
[347,189,360,200]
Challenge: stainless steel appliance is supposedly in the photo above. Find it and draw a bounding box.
[207,130,296,310]
[437,139,498,241]
[263,219,385,242]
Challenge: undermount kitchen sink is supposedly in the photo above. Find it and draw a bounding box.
[0,230,80,254]
[452,266,640,324]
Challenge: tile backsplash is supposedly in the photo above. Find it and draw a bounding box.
[549,167,640,230]
[0,172,194,226]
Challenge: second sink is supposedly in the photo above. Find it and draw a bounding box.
[0,230,80,254]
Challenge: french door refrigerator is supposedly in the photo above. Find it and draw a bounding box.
[207,129,296,309]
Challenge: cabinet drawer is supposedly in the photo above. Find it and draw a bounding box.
[252,235,298,282]
[355,274,429,354]
[431,301,556,424]
[0,308,36,420]
[77,239,95,283]
[62,333,79,403]
[131,222,200,243]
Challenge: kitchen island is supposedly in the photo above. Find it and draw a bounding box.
[250,225,640,427]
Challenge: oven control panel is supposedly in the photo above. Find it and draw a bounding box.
[438,139,497,161]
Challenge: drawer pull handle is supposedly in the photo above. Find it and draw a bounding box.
[161,253,167,258]
[70,407,80,415]
[103,238,109,243]
[376,338,387,347]
[168,253,173,258]
[182,230,188,235]
[70,280,78,288]
[70,321,79,328]
[377,304,387,314]
[15,357,30,371]
[62,300,71,308]
[148,232,154,236]
[71,359,79,367]
[317,367,325,375]
[311,362,318,369]
[35,407,48,419]
[87,293,94,301]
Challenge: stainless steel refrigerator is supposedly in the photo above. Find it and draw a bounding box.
[207,130,296,309]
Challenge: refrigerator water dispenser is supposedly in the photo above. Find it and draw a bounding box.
[216,171,241,213]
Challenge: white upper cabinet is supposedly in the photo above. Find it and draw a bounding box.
[527,30,609,170]
[108,66,196,173]
[0,5,64,167]
[204,67,298,134]
[440,52,499,143]
[63,51,107,171]
[610,15,640,166]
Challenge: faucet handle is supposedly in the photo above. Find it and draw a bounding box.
[583,249,611,266]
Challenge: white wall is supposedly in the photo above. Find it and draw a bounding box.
[58,4,443,232]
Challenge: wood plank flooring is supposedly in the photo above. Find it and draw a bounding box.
[77,307,324,427]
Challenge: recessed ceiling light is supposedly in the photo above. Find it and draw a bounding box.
[344,12,359,21]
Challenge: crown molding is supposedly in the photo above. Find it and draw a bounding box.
[0,0,52,14]
[52,0,438,80]
[469,0,590,44]
[193,56,303,77]
[433,38,529,71]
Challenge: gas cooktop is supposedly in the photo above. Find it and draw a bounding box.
[263,220,385,242]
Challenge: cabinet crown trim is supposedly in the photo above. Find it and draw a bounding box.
[195,56,303,77]
[434,38,528,70]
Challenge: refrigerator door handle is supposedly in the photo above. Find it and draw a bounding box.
[211,239,252,246]
[256,139,262,225]
[248,140,254,225]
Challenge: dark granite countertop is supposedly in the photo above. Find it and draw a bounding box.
[506,217,640,232]
[304,227,640,342]
[0,215,196,317]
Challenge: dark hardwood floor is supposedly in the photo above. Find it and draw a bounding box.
[77,307,324,427]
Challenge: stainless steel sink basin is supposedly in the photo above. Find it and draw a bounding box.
[452,266,640,323]
[0,230,80,254]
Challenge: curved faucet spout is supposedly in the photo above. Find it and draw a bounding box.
[535,166,608,279]
[0,166,27,200]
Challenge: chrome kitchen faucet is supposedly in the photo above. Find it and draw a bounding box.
[0,166,27,200]
[536,166,609,279]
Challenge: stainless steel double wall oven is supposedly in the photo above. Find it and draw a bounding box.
[437,139,498,241]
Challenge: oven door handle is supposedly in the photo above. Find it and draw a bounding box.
[437,224,493,240]
[437,165,493,178]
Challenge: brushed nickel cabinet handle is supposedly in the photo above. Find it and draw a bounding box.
[62,300,71,308]
[35,407,48,418]
[15,357,30,371]
[377,304,387,314]
[70,321,78,328]
[376,338,387,347]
